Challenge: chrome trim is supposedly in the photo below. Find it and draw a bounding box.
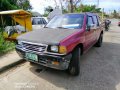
[25,57,69,70]
[21,41,48,46]
[21,41,48,53]
[16,45,66,56]
[16,41,66,55]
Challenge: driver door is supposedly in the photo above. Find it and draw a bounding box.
[84,16,96,50]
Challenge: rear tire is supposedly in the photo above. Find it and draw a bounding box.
[67,47,81,76]
[95,34,103,47]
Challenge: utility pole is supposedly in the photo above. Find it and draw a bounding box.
[97,0,99,8]
[54,0,57,7]
[59,0,63,13]
[102,8,104,21]
[70,0,74,13]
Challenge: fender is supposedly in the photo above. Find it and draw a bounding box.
[60,29,85,54]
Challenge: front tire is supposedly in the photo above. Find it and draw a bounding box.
[67,47,81,76]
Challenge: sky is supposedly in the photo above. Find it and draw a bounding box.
[29,0,120,14]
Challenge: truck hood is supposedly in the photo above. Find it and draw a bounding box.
[17,28,77,45]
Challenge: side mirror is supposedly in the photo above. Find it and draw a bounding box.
[87,24,96,31]
[86,25,91,31]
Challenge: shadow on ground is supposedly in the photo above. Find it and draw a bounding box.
[29,42,120,90]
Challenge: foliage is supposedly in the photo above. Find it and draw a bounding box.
[59,0,82,13]
[63,9,68,14]
[0,0,18,10]
[0,0,32,11]
[44,6,53,14]
[17,0,32,10]
[0,0,32,27]
[43,13,49,17]
[0,29,15,54]
[111,10,119,18]
[0,0,31,53]
[43,6,53,17]
[76,4,101,13]
[62,4,101,13]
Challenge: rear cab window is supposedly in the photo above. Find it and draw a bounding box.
[85,16,94,31]
[93,15,99,26]
[86,16,94,28]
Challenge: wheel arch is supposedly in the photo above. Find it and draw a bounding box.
[101,30,103,35]
[73,43,84,55]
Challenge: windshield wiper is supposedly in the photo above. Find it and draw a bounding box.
[57,27,68,29]
[44,26,48,28]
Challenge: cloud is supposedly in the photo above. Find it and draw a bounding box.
[83,0,120,11]
[30,0,120,14]
[29,0,63,14]
[29,0,56,14]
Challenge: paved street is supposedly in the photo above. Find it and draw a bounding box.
[0,19,120,90]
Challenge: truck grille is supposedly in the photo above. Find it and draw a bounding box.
[22,42,47,53]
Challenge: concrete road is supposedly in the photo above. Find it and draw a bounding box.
[0,19,120,90]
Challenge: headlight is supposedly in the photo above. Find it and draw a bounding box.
[50,46,58,52]
[49,45,67,54]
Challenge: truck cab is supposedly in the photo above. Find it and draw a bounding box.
[16,12,103,76]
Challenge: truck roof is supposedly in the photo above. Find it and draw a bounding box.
[64,12,97,16]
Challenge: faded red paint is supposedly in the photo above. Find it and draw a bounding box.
[60,13,103,54]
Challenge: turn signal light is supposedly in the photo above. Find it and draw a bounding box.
[59,46,67,54]
[52,61,59,65]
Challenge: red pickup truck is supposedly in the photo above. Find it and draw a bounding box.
[16,13,104,76]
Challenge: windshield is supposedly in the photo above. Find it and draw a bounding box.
[32,18,47,25]
[46,14,84,29]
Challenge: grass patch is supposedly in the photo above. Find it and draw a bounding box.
[0,31,15,55]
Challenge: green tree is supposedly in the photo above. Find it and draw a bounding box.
[43,6,53,16]
[17,0,32,10]
[0,0,32,11]
[112,10,119,18]
[0,0,18,10]
[62,4,101,13]
[0,0,32,53]
[75,4,101,13]
[0,0,32,27]
[64,0,82,13]
[44,6,53,13]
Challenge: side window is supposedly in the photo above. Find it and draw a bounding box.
[41,18,44,24]
[97,16,101,25]
[42,18,47,24]
[32,19,35,25]
[38,18,43,24]
[87,16,94,26]
[43,19,47,24]
[93,15,99,26]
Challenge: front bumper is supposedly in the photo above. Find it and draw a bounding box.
[16,48,72,70]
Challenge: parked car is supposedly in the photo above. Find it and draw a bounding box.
[16,13,104,76]
[118,21,120,26]
[4,17,48,38]
[32,17,48,29]
[0,10,32,40]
